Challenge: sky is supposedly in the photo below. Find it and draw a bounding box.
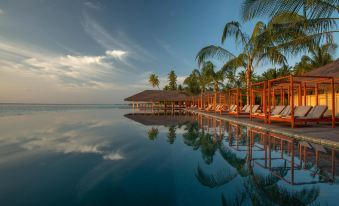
[0,0,338,104]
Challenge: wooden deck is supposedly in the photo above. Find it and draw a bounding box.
[186,109,339,149]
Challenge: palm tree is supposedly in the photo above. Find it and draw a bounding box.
[257,65,292,81]
[147,127,159,141]
[182,121,321,205]
[224,67,241,88]
[193,66,211,93]
[195,164,237,188]
[166,125,176,144]
[182,122,200,149]
[183,71,201,95]
[294,43,337,75]
[203,61,225,92]
[182,122,219,165]
[241,0,338,55]
[168,70,177,90]
[197,21,286,104]
[148,73,160,89]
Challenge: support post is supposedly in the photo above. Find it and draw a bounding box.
[303,82,307,106]
[291,76,295,128]
[331,77,335,128]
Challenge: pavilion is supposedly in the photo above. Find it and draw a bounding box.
[124,90,192,111]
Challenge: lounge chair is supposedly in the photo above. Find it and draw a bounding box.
[205,104,215,112]
[269,105,312,126]
[203,104,212,111]
[250,105,260,113]
[251,105,286,121]
[295,105,328,123]
[230,105,260,115]
[217,104,227,114]
[241,105,249,112]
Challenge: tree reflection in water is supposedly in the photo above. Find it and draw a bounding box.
[182,121,219,164]
[147,127,159,141]
[144,115,336,205]
[182,120,322,206]
[166,125,176,144]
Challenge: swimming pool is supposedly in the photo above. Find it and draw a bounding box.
[0,106,338,205]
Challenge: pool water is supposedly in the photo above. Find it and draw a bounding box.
[0,106,338,206]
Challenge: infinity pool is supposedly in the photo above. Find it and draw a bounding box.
[0,105,338,205]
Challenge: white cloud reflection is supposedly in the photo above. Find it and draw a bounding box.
[0,114,128,162]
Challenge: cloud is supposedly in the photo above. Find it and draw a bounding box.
[0,39,137,90]
[105,50,127,59]
[0,9,3,15]
[103,151,124,160]
[84,1,101,9]
[81,11,155,62]
[6,119,126,162]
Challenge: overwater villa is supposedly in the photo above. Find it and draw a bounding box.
[124,90,193,112]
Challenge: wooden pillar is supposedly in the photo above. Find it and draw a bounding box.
[303,82,307,106]
[264,133,267,168]
[280,88,283,105]
[250,86,253,120]
[303,146,307,169]
[315,83,319,106]
[288,86,290,106]
[331,77,335,128]
[268,134,272,169]
[291,139,295,185]
[332,150,336,180]
[268,81,271,124]
[298,83,302,106]
[291,76,295,128]
[299,144,302,168]
[282,89,285,105]
[214,92,217,113]
[272,89,276,106]
[237,88,240,116]
[263,82,267,123]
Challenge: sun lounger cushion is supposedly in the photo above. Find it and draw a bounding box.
[232,105,238,112]
[229,105,237,112]
[241,105,249,112]
[294,106,312,117]
[279,105,291,117]
[271,105,285,115]
[228,105,235,112]
[251,105,260,113]
[297,105,328,119]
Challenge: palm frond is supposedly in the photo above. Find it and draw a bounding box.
[196,45,235,66]
[218,146,247,175]
[195,164,237,188]
[221,53,248,73]
[222,21,248,45]
[221,191,246,206]
[250,21,266,42]
[257,46,287,66]
[242,0,338,21]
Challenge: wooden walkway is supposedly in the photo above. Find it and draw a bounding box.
[186,109,339,149]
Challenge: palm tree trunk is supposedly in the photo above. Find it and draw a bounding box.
[246,67,251,105]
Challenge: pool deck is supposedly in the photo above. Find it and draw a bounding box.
[185,109,339,149]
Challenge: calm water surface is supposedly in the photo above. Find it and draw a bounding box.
[0,105,338,206]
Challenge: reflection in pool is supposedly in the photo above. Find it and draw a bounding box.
[0,108,338,205]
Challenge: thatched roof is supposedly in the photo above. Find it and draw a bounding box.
[124,113,195,126]
[304,60,339,77]
[124,90,191,102]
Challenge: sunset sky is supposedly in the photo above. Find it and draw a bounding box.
[0,0,338,104]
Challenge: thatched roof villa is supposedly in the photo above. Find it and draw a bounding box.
[124,90,196,110]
